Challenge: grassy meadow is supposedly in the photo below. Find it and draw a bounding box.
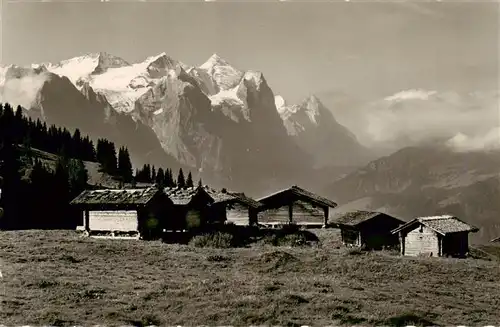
[1,229,499,326]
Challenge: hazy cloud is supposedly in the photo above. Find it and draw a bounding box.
[341,89,500,153]
[447,127,500,152]
[0,72,48,109]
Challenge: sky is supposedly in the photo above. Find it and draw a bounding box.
[1,0,498,104]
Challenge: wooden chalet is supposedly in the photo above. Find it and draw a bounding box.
[163,186,215,230]
[225,192,263,226]
[391,215,479,258]
[256,185,337,228]
[70,186,170,239]
[201,186,263,226]
[331,211,405,250]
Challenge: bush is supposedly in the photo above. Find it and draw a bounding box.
[263,228,319,247]
[189,232,235,248]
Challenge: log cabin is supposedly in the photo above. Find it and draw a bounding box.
[202,186,263,226]
[70,186,170,240]
[163,186,215,230]
[331,211,405,249]
[391,215,479,258]
[256,185,337,228]
[224,192,263,226]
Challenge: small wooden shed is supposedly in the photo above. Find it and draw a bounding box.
[163,186,215,230]
[332,211,405,250]
[391,215,479,258]
[202,186,263,226]
[70,186,170,239]
[256,185,337,228]
[225,192,263,226]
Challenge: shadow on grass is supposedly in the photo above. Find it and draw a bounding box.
[383,313,438,327]
[127,313,163,327]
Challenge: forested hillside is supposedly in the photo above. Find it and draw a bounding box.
[0,102,197,230]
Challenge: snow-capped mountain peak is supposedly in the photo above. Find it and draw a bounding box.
[200,53,230,70]
[198,53,243,92]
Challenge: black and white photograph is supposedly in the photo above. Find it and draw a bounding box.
[0,0,499,325]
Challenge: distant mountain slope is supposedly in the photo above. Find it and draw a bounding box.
[275,94,373,168]
[324,145,500,244]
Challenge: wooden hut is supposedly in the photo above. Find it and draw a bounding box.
[331,211,405,249]
[202,186,263,226]
[163,186,215,230]
[224,192,263,226]
[70,186,170,239]
[256,185,337,228]
[390,215,479,258]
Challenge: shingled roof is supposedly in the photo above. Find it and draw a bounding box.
[70,187,160,206]
[202,186,236,203]
[227,192,263,209]
[200,185,263,208]
[331,211,388,227]
[391,215,479,236]
[164,186,214,205]
[257,185,337,208]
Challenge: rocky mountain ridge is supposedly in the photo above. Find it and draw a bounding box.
[1,52,369,194]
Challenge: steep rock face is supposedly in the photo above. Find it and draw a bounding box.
[133,70,224,171]
[324,145,500,244]
[133,56,312,194]
[276,94,373,168]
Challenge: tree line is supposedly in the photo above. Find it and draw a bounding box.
[0,102,199,230]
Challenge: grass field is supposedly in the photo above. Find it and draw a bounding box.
[1,230,499,326]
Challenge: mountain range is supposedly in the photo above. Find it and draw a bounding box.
[0,52,369,194]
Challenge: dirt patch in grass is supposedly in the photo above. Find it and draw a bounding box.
[1,230,500,326]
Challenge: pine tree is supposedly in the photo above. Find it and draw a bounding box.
[177,168,186,188]
[186,171,194,188]
[52,154,70,228]
[68,158,88,196]
[198,178,203,187]
[117,146,133,183]
[156,168,165,188]
[151,165,156,183]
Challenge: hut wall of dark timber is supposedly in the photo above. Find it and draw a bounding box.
[207,202,228,224]
[163,189,214,231]
[334,212,404,250]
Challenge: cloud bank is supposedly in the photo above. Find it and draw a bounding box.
[0,67,49,110]
[346,89,500,153]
